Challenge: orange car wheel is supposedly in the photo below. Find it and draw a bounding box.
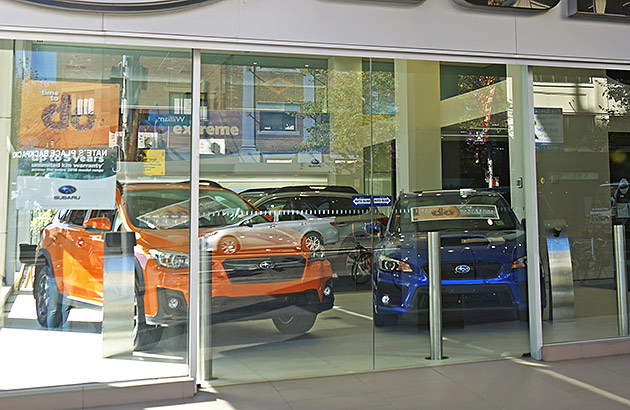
[134,285,163,351]
[33,264,64,329]
[272,311,317,335]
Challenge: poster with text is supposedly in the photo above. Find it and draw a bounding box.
[14,147,118,210]
[19,80,120,149]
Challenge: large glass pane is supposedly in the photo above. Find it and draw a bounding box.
[534,67,630,343]
[0,42,190,390]
[199,53,377,384]
[372,61,532,369]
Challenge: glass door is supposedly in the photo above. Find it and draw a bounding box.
[371,61,534,368]
[533,66,630,343]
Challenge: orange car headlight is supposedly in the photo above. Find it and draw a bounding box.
[149,249,189,269]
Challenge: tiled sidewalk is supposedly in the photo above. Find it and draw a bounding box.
[94,354,630,410]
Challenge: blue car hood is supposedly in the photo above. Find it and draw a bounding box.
[376,230,526,270]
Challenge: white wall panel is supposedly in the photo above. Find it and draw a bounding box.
[0,0,103,32]
[101,0,240,39]
[0,1,628,65]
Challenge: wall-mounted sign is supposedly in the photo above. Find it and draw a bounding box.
[12,0,217,12]
[569,0,630,18]
[534,107,564,150]
[453,0,559,10]
[19,80,120,149]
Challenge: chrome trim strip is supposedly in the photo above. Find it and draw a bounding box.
[189,48,201,386]
[522,66,543,360]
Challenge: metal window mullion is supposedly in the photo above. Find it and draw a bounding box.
[523,65,543,360]
[188,48,201,385]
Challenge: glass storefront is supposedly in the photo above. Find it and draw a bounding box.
[1,42,191,390]
[195,55,536,383]
[534,67,630,344]
[0,39,628,393]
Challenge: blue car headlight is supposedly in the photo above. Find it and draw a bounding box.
[378,254,413,273]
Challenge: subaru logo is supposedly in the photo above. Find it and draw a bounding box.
[454,264,471,274]
[58,185,77,195]
[259,260,275,270]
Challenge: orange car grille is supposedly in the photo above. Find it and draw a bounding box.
[223,255,307,284]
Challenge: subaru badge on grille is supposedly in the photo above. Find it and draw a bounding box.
[454,264,471,274]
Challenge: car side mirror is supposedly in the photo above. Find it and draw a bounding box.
[85,217,112,231]
[521,218,526,230]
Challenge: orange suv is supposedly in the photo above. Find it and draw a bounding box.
[33,181,334,348]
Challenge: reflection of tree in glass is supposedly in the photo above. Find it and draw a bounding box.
[295,67,397,174]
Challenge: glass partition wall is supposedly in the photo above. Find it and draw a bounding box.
[198,54,375,383]
[534,67,630,343]
[196,54,536,384]
[0,42,190,390]
[372,62,533,369]
[2,41,593,391]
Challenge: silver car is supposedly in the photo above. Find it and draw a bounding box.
[273,210,339,251]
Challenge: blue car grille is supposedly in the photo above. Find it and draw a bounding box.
[415,284,516,310]
[223,255,306,284]
[421,261,503,280]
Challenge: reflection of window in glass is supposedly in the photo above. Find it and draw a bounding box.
[170,92,208,120]
[74,95,95,115]
[259,111,296,132]
[362,60,396,115]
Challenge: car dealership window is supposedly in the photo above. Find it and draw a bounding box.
[533,66,630,344]
[0,41,192,391]
[3,41,607,393]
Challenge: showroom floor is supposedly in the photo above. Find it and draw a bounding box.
[0,290,188,390]
[92,354,630,410]
[0,284,624,390]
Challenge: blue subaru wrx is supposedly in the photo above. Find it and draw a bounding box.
[373,189,532,326]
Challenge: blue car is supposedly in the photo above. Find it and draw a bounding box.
[373,189,534,326]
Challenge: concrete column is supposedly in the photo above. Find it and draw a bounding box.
[0,40,13,287]
[394,60,442,193]
[507,65,527,220]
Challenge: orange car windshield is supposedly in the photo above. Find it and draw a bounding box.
[123,189,258,230]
